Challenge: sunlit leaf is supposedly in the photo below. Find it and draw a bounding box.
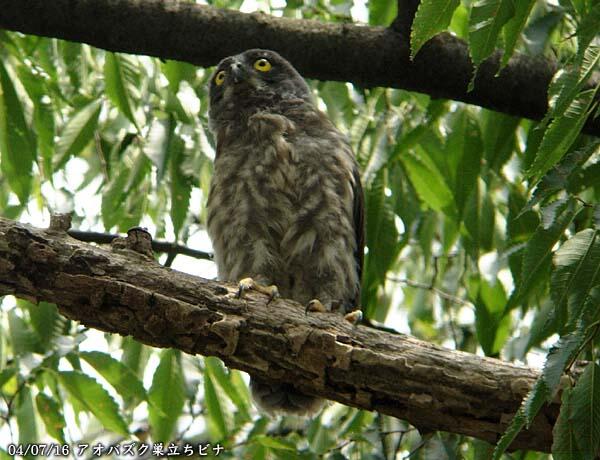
[0,60,35,204]
[104,52,139,130]
[411,0,460,58]
[148,349,185,443]
[57,370,129,435]
[54,99,102,169]
[80,351,147,403]
[35,392,66,443]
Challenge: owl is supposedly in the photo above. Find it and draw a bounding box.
[207,49,364,415]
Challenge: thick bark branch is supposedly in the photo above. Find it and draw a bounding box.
[0,0,598,136]
[0,217,556,451]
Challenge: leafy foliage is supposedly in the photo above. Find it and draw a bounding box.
[0,0,599,458]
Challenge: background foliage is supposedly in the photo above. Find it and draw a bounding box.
[0,0,599,458]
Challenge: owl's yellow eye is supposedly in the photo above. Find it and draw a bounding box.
[215,70,226,86]
[254,58,272,72]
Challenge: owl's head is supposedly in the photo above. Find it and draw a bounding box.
[208,49,312,131]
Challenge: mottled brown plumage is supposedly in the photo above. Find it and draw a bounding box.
[207,49,364,415]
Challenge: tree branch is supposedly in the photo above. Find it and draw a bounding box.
[0,216,557,452]
[67,229,213,261]
[0,0,598,137]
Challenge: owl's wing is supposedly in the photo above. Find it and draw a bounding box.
[352,167,365,308]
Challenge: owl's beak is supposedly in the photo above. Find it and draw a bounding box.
[230,62,248,84]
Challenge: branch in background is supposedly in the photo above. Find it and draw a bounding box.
[0,216,557,452]
[392,0,420,36]
[67,229,213,261]
[1,0,598,137]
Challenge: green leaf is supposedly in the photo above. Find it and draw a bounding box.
[576,4,600,61]
[469,276,510,356]
[204,357,250,422]
[401,148,454,213]
[80,351,147,403]
[35,392,66,443]
[57,370,128,435]
[0,60,35,204]
[469,0,515,71]
[493,379,549,459]
[254,435,297,451]
[571,363,600,458]
[528,141,600,212]
[15,386,38,447]
[542,328,585,396]
[529,88,597,182]
[410,0,461,58]
[8,310,38,356]
[204,359,228,441]
[161,60,197,91]
[481,110,519,173]
[54,99,102,169]
[104,52,139,130]
[148,349,185,443]
[500,0,536,69]
[551,229,600,330]
[363,170,401,319]
[506,199,577,312]
[169,130,191,239]
[369,0,397,25]
[25,301,61,349]
[553,387,584,460]
[144,116,172,182]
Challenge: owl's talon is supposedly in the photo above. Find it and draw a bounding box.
[344,309,363,325]
[236,277,279,303]
[305,299,327,314]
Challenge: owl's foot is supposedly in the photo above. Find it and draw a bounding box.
[344,309,363,325]
[305,299,327,314]
[236,277,280,304]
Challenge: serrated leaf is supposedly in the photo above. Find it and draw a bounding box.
[529,88,597,182]
[411,0,461,58]
[401,148,454,212]
[148,349,185,443]
[571,363,600,458]
[493,378,549,459]
[204,357,250,422]
[500,0,536,69]
[25,301,61,349]
[204,360,228,441]
[527,141,600,212]
[576,4,600,61]
[57,370,128,435]
[80,351,147,403]
[35,392,66,443]
[551,229,600,330]
[553,387,584,460]
[469,0,515,69]
[54,99,102,169]
[542,328,585,396]
[105,52,139,130]
[0,60,35,204]
[506,199,577,312]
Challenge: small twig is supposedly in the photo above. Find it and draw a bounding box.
[67,229,213,261]
[387,276,470,306]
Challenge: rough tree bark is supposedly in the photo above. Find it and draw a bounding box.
[0,0,598,137]
[0,216,557,452]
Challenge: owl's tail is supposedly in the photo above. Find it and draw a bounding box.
[250,377,324,416]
